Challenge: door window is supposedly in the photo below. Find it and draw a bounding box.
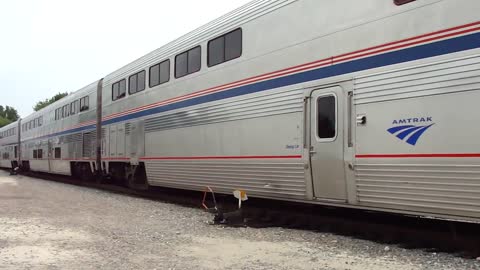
[316,95,336,140]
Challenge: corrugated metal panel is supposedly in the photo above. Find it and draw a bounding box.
[355,163,480,218]
[145,88,303,132]
[354,54,480,104]
[103,0,298,85]
[145,160,306,199]
[82,132,96,158]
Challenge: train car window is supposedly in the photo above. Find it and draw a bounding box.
[129,70,146,95]
[38,149,43,159]
[38,116,43,126]
[394,0,415,5]
[112,80,127,100]
[70,101,77,115]
[33,149,38,159]
[119,79,126,98]
[175,46,201,78]
[149,60,170,88]
[317,95,336,139]
[188,46,201,74]
[54,147,61,159]
[80,96,89,112]
[129,74,137,94]
[138,70,145,92]
[63,105,70,118]
[149,64,160,87]
[175,52,188,78]
[208,28,242,67]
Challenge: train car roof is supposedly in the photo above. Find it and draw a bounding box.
[102,0,294,85]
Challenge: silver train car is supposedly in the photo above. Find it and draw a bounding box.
[1,0,480,222]
[0,121,20,169]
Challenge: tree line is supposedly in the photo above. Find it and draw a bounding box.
[0,92,68,128]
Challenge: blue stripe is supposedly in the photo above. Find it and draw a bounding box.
[30,31,480,140]
[396,126,426,140]
[406,124,434,146]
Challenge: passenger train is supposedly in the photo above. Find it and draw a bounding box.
[1,0,480,222]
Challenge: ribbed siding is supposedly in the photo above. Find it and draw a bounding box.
[145,160,306,199]
[145,89,303,132]
[103,0,298,84]
[356,163,480,217]
[354,54,480,104]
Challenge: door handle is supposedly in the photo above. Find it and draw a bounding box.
[356,114,367,125]
[309,150,317,155]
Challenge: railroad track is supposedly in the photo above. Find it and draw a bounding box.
[10,169,480,259]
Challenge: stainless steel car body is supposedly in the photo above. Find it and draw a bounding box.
[9,0,480,222]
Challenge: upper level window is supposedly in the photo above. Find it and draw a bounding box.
[38,116,43,126]
[175,46,201,78]
[80,96,89,112]
[70,100,78,115]
[208,28,242,67]
[317,95,336,140]
[112,79,127,101]
[63,104,70,118]
[149,59,170,87]
[394,0,415,5]
[129,70,146,95]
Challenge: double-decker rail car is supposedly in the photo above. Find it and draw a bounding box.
[0,121,20,169]
[19,81,99,176]
[8,0,480,223]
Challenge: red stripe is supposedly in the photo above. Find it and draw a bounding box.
[34,21,480,137]
[333,26,480,64]
[140,155,302,160]
[356,153,480,158]
[335,21,480,59]
[103,21,480,122]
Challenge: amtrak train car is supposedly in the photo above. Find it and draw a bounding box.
[19,81,98,176]
[8,0,480,223]
[0,121,19,169]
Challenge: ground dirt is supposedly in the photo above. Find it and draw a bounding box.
[0,171,479,270]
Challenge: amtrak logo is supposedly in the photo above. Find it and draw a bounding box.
[387,117,434,146]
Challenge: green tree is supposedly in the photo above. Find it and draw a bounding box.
[0,105,19,123]
[33,92,68,112]
[0,116,11,128]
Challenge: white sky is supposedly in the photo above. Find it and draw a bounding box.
[0,0,252,117]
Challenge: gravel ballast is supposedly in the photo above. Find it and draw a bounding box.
[0,170,479,270]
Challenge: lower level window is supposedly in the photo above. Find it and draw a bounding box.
[54,147,61,159]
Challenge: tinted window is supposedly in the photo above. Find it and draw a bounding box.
[317,96,336,139]
[119,80,126,98]
[112,82,119,100]
[175,52,188,78]
[80,96,89,112]
[159,60,170,85]
[188,46,201,74]
[208,36,224,67]
[70,101,76,115]
[149,64,160,87]
[208,28,242,67]
[129,74,137,94]
[129,70,146,95]
[112,80,126,100]
[225,28,242,61]
[54,147,61,159]
[175,46,201,78]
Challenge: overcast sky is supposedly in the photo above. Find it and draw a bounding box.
[0,0,251,117]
